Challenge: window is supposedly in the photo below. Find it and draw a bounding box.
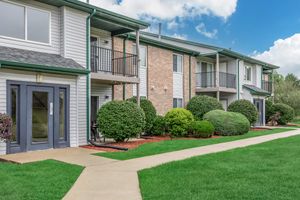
[0,1,50,44]
[244,66,252,81]
[59,89,67,141]
[173,54,183,73]
[133,45,147,67]
[173,98,183,108]
[9,85,20,143]
[27,8,50,43]
[0,1,25,39]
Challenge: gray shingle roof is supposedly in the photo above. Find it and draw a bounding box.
[0,46,85,71]
[243,84,270,96]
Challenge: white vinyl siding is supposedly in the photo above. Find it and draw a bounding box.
[173,53,183,101]
[133,45,147,97]
[91,28,112,49]
[63,6,87,67]
[91,83,112,107]
[0,0,60,54]
[0,69,86,154]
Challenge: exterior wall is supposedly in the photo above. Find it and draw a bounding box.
[91,82,112,107]
[113,84,133,100]
[0,69,84,154]
[148,46,173,115]
[0,0,61,54]
[62,6,88,67]
[183,55,196,105]
[91,28,112,49]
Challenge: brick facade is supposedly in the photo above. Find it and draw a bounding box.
[112,36,197,115]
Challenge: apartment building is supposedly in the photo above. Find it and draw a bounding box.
[0,0,148,155]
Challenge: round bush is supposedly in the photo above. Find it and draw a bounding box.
[187,95,223,120]
[265,99,274,123]
[97,101,145,142]
[165,108,194,137]
[150,115,167,136]
[203,110,250,136]
[227,99,258,125]
[127,97,157,134]
[189,120,215,138]
[272,103,294,125]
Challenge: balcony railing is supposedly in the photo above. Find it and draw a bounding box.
[262,80,272,93]
[196,71,236,89]
[91,45,138,77]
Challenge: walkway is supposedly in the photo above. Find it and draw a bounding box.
[1,129,300,200]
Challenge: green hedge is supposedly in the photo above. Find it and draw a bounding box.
[150,115,167,136]
[227,99,258,124]
[265,99,274,123]
[165,108,194,137]
[97,101,145,142]
[203,110,250,136]
[187,95,223,120]
[127,97,157,134]
[272,103,294,125]
[189,120,215,138]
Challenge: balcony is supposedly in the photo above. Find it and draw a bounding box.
[196,71,236,92]
[90,45,139,83]
[262,80,272,93]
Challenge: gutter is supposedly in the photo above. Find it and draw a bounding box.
[86,9,96,142]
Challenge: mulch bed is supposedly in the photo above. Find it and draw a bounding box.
[81,136,171,152]
[81,128,265,153]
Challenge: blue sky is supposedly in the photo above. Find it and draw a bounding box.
[159,0,300,55]
[90,0,300,76]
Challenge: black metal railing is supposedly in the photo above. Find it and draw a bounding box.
[196,71,236,89]
[219,72,236,89]
[262,80,272,93]
[196,71,216,88]
[90,45,138,77]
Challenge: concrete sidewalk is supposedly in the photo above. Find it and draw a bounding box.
[63,129,300,200]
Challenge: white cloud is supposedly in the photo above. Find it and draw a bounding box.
[167,20,179,30]
[88,0,238,21]
[254,34,300,76]
[195,23,218,39]
[169,33,187,40]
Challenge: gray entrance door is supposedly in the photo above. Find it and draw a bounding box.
[27,86,54,151]
[254,99,264,126]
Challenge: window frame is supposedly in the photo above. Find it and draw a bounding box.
[0,0,51,45]
[173,98,183,108]
[244,65,252,82]
[7,85,20,144]
[173,53,183,73]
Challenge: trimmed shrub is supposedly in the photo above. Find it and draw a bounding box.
[227,99,258,125]
[150,115,167,136]
[187,95,223,120]
[189,120,215,138]
[272,103,295,125]
[203,110,250,136]
[0,113,13,142]
[97,101,145,142]
[265,99,274,123]
[127,97,157,134]
[165,108,194,137]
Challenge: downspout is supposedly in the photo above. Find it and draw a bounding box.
[188,55,192,100]
[237,59,240,100]
[123,37,127,100]
[86,9,96,142]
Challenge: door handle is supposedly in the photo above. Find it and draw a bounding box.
[50,102,53,116]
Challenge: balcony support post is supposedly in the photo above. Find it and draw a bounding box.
[216,53,220,100]
[136,30,141,106]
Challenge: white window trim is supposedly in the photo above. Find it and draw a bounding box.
[0,0,52,46]
[173,53,183,74]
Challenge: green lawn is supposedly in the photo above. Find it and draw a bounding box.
[291,116,300,125]
[0,160,83,200]
[139,134,300,200]
[95,128,293,160]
